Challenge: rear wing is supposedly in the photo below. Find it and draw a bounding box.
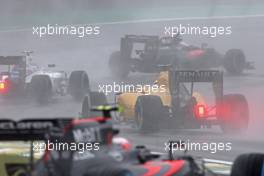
[169,70,224,100]
[123,35,159,43]
[0,118,71,141]
[0,56,25,65]
[121,35,160,58]
[170,70,223,83]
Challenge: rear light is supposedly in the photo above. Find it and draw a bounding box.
[0,80,8,93]
[0,75,9,90]
[0,82,5,89]
[187,49,205,59]
[195,104,207,118]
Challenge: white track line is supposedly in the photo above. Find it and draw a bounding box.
[1,14,264,33]
[203,158,233,165]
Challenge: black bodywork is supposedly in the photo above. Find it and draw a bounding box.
[109,35,254,78]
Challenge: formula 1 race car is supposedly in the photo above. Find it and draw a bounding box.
[0,52,90,103]
[116,69,249,133]
[109,35,254,78]
[0,103,261,176]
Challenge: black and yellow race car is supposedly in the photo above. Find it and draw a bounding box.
[116,69,249,133]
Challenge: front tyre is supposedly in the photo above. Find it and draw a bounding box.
[135,95,163,132]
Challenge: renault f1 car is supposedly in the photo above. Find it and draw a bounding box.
[116,69,249,133]
[0,102,261,176]
[109,35,254,78]
[0,52,90,103]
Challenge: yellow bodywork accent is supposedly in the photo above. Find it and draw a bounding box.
[116,71,205,121]
[117,72,171,120]
[0,142,42,176]
[95,105,123,112]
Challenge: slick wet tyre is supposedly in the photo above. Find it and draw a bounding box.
[135,95,163,132]
[69,71,90,101]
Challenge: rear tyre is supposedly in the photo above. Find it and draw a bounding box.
[31,75,52,104]
[231,153,264,176]
[224,49,246,75]
[219,94,249,134]
[109,51,129,79]
[68,71,90,101]
[135,95,163,132]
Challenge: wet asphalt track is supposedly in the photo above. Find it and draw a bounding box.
[0,15,264,162]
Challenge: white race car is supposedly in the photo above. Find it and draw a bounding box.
[0,51,90,103]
